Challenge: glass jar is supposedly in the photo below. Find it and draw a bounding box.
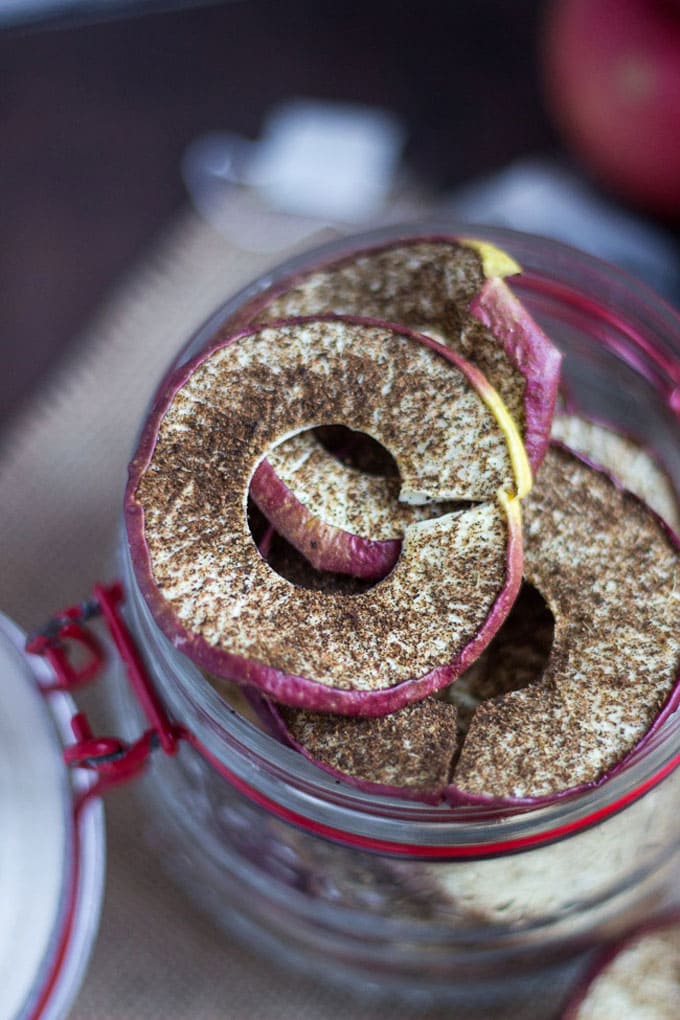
[108,224,680,1014]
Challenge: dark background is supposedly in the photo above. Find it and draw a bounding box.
[1,0,560,428]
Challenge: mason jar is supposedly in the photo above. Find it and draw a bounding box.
[97,225,680,1015]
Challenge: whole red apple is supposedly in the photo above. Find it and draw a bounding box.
[541,0,680,218]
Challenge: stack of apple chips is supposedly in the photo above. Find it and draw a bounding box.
[126,236,680,809]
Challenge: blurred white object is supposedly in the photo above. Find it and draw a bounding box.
[182,99,424,253]
[245,100,405,221]
[448,159,680,306]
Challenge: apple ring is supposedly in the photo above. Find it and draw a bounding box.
[226,234,561,471]
[452,444,680,800]
[127,316,525,716]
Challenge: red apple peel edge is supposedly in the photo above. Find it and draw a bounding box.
[470,276,562,473]
[560,909,680,1020]
[250,457,401,580]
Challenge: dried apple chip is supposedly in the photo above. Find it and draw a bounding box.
[126,316,524,716]
[276,699,459,804]
[450,444,680,801]
[227,234,561,471]
[562,915,680,1020]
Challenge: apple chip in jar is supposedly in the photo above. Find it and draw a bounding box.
[450,444,680,802]
[126,315,526,717]
[228,234,561,472]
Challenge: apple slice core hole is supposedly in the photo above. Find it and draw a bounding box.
[247,426,406,591]
[312,425,400,478]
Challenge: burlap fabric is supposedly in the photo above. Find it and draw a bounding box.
[0,211,570,1019]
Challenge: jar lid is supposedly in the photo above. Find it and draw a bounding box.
[0,612,105,1020]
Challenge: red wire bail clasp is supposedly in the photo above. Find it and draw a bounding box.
[64,712,161,793]
[26,597,106,692]
[27,582,182,798]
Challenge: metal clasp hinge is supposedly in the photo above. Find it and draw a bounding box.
[27,581,183,797]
